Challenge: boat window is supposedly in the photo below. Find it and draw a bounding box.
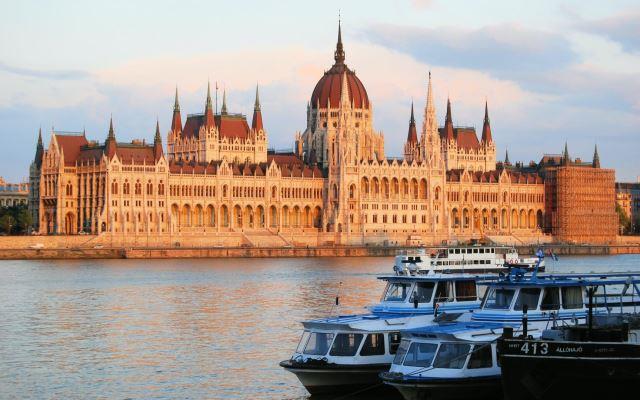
[434,281,454,302]
[403,342,438,367]
[384,283,411,302]
[303,332,334,355]
[434,343,471,369]
[562,286,583,309]
[388,332,402,354]
[393,339,411,364]
[483,288,516,310]
[540,287,560,311]
[411,282,435,303]
[455,280,477,301]
[296,331,311,353]
[455,249,460,254]
[480,249,485,254]
[360,333,385,356]
[514,288,541,311]
[467,344,493,369]
[329,333,364,356]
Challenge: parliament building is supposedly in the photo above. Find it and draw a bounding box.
[28,23,617,246]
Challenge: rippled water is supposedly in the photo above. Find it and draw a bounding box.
[0,254,639,399]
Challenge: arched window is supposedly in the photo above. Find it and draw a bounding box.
[146,180,153,196]
[111,180,118,195]
[123,180,130,195]
[158,181,165,195]
[135,180,142,195]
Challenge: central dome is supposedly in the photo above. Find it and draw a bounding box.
[310,23,370,110]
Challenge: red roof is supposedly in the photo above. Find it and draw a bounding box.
[455,128,480,150]
[267,153,303,166]
[55,134,88,166]
[182,113,250,140]
[311,63,369,109]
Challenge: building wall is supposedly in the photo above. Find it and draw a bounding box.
[545,166,617,244]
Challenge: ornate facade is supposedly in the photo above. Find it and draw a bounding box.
[31,22,616,245]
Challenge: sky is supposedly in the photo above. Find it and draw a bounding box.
[1,0,639,182]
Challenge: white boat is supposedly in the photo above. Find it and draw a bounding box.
[394,246,544,275]
[381,269,640,400]
[280,270,494,395]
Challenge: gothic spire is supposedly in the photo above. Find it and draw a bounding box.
[105,115,117,158]
[593,144,600,168]
[154,118,163,160]
[34,127,44,167]
[334,18,345,65]
[407,101,418,144]
[174,86,180,112]
[251,84,264,131]
[339,71,351,108]
[481,100,493,144]
[204,81,216,129]
[562,142,570,165]
[504,148,510,165]
[171,86,182,133]
[443,97,455,142]
[221,89,228,115]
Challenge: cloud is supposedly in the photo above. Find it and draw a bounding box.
[0,61,90,80]
[362,23,577,82]
[410,0,434,9]
[578,10,640,53]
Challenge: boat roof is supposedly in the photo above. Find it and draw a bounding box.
[481,273,640,288]
[379,273,497,282]
[302,313,418,331]
[404,321,506,336]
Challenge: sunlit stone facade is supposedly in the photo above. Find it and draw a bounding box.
[29,23,619,245]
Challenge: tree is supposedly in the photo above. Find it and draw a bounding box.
[616,204,631,235]
[0,214,16,234]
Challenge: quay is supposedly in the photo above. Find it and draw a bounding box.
[0,235,638,260]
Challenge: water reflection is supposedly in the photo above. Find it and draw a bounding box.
[0,255,637,399]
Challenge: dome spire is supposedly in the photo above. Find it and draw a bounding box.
[334,17,345,65]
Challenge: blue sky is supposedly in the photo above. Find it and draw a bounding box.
[1,0,638,181]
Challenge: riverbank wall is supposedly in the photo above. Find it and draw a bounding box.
[0,237,638,260]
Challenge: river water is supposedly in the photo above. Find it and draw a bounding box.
[0,255,639,399]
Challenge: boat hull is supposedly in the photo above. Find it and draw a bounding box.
[499,338,640,400]
[381,374,501,400]
[279,359,395,396]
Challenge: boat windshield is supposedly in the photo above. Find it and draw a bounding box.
[296,331,311,353]
[483,288,516,310]
[562,286,583,309]
[433,343,471,369]
[403,342,438,367]
[392,339,411,365]
[514,288,541,311]
[303,332,334,355]
[384,282,411,302]
[410,282,435,303]
[455,280,478,301]
[330,333,364,356]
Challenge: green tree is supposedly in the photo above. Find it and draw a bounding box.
[0,214,16,234]
[15,207,33,233]
[616,204,631,234]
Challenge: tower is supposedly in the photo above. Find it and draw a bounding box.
[404,101,420,162]
[421,71,441,167]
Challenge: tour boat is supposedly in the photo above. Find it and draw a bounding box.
[498,313,640,399]
[380,267,640,400]
[394,246,544,275]
[279,271,494,395]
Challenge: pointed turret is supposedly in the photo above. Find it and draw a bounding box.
[34,127,44,168]
[154,119,163,161]
[407,102,418,144]
[251,84,264,131]
[592,144,600,168]
[221,89,228,115]
[105,115,117,158]
[504,148,510,165]
[204,81,216,129]
[339,71,351,109]
[171,86,182,134]
[562,142,570,165]
[334,18,345,65]
[443,98,455,142]
[481,100,492,144]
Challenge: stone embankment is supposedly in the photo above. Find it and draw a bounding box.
[0,234,638,259]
